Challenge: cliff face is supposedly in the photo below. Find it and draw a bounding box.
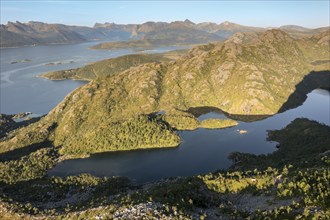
[1,30,329,157]
[0,21,87,47]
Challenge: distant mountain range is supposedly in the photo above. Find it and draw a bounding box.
[0,21,87,47]
[1,20,328,48]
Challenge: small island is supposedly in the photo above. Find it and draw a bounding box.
[200,118,238,129]
[10,59,32,64]
[162,111,238,130]
[91,39,159,50]
[237,129,248,134]
[45,60,75,66]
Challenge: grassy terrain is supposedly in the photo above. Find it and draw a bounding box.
[58,115,180,157]
[1,29,329,159]
[200,118,238,129]
[0,147,58,184]
[0,118,329,219]
[162,110,200,130]
[40,52,185,81]
[0,114,180,159]
[162,110,238,130]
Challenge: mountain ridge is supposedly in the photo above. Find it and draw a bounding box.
[1,20,328,47]
[1,29,329,157]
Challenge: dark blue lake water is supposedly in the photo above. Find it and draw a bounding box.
[49,89,330,183]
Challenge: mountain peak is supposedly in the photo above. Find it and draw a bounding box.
[6,21,25,29]
[220,21,237,26]
[222,21,231,25]
[218,21,243,30]
[7,21,17,25]
[184,19,195,25]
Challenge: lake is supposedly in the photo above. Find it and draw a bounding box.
[49,89,330,184]
[1,43,329,184]
[0,42,185,114]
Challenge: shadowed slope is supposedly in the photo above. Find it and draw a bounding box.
[279,71,330,112]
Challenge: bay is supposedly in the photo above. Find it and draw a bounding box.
[0,42,185,114]
[49,89,330,184]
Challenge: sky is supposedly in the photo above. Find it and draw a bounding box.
[0,1,329,28]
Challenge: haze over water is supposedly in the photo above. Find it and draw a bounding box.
[0,42,185,114]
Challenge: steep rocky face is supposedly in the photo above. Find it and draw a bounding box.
[0,28,37,47]
[1,21,86,47]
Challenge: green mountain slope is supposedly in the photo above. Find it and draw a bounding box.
[159,29,329,115]
[1,29,329,157]
[40,51,187,81]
